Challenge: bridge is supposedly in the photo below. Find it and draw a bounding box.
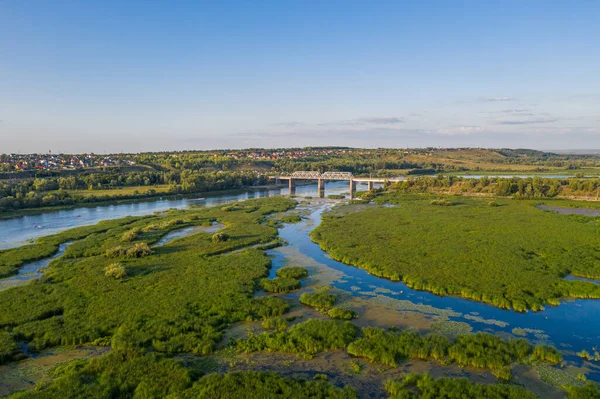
[270,171,404,199]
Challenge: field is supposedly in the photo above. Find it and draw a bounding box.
[311,195,600,311]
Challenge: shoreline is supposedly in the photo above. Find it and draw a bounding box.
[0,184,290,221]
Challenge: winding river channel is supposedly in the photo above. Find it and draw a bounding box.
[2,181,600,381]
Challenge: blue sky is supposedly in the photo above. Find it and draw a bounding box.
[1,0,599,153]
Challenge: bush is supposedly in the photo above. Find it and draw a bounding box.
[532,345,562,364]
[300,289,337,309]
[121,228,141,242]
[185,371,357,398]
[276,266,308,279]
[385,373,537,399]
[106,243,151,259]
[212,232,230,243]
[237,319,357,357]
[0,331,21,364]
[260,277,301,293]
[430,199,452,206]
[128,243,151,258]
[262,317,288,332]
[348,328,560,372]
[327,308,356,320]
[104,263,127,279]
[279,215,302,224]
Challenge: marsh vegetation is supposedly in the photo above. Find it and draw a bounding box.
[312,195,600,311]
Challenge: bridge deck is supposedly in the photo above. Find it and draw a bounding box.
[272,176,404,182]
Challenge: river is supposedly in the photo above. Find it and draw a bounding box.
[266,203,600,382]
[0,181,369,250]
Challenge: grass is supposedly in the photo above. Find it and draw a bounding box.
[8,350,358,399]
[0,197,295,363]
[348,328,560,378]
[236,319,357,358]
[312,195,600,311]
[385,373,538,399]
[0,216,148,278]
[54,185,172,197]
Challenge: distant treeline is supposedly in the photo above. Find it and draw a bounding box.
[379,175,600,199]
[0,170,265,212]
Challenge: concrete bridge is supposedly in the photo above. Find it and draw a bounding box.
[270,171,403,199]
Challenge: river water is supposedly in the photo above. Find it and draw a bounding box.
[0,181,367,250]
[2,181,600,380]
[266,203,600,381]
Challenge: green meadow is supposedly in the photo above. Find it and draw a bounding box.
[311,195,600,311]
[0,197,295,364]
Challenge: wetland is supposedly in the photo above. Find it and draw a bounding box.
[1,181,600,398]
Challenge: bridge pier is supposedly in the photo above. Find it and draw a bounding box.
[367,181,373,191]
[349,179,356,200]
[288,178,296,195]
[275,177,281,185]
[318,179,325,198]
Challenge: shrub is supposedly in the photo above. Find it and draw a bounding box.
[121,228,141,242]
[260,277,301,293]
[106,243,151,259]
[276,266,308,279]
[328,308,356,320]
[532,345,562,364]
[430,199,452,206]
[385,373,537,399]
[279,215,302,224]
[262,317,288,332]
[104,263,127,279]
[300,290,337,309]
[237,319,357,357]
[126,243,151,258]
[212,232,230,243]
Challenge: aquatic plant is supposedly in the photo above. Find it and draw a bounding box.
[385,373,538,399]
[276,266,308,279]
[236,319,357,358]
[0,197,296,359]
[300,289,337,309]
[311,195,600,311]
[348,328,560,374]
[260,277,301,293]
[327,308,357,320]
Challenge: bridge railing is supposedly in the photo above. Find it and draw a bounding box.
[291,171,323,179]
[284,171,356,180]
[321,171,354,180]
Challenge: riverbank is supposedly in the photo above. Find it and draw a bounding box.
[0,184,289,221]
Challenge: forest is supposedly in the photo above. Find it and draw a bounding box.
[311,195,600,311]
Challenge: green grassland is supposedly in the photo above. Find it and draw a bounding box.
[0,197,295,364]
[0,216,149,278]
[311,195,600,311]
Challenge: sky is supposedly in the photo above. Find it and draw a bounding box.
[1,0,599,153]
